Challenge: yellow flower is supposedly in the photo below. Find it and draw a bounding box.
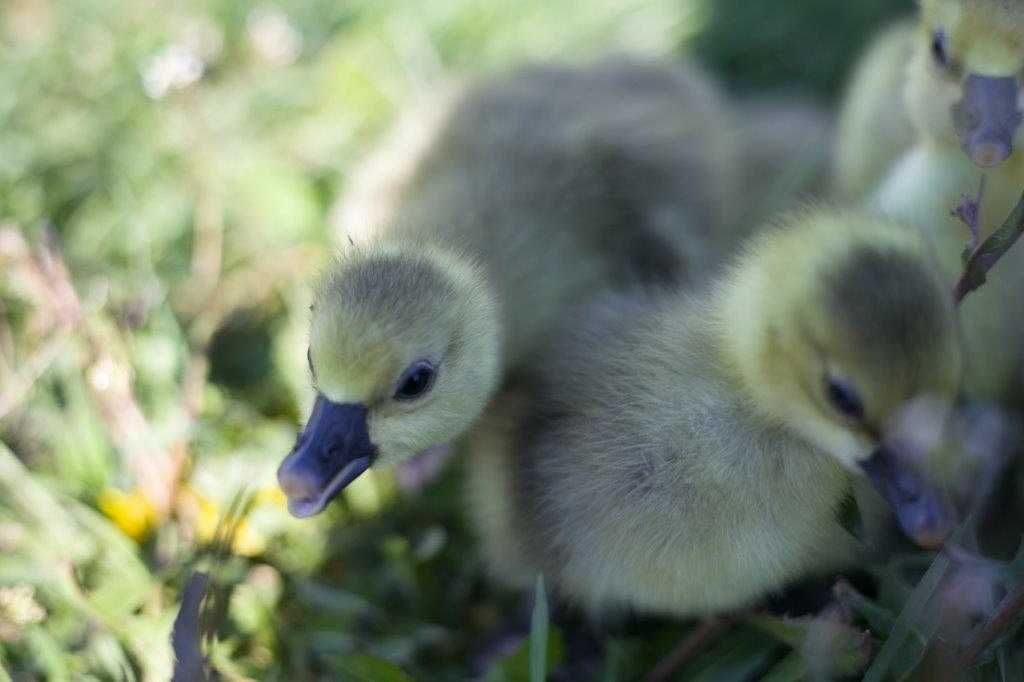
[98,487,158,542]
[181,486,268,557]
[255,486,287,509]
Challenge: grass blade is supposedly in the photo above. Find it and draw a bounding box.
[529,575,549,682]
[863,538,962,681]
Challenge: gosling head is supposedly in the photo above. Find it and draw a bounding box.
[910,0,1024,166]
[277,244,500,518]
[722,208,963,548]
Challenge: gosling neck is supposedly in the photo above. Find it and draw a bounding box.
[711,256,785,421]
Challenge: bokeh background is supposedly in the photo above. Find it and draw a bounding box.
[0,0,954,680]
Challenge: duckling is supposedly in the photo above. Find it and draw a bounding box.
[277,59,742,517]
[840,1,1024,181]
[833,20,918,200]
[837,0,1024,401]
[466,208,962,617]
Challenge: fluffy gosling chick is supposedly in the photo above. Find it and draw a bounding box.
[833,20,918,199]
[467,208,963,618]
[277,59,740,517]
[850,0,1024,401]
[843,0,1024,176]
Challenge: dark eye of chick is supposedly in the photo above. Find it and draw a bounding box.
[394,361,436,401]
[825,375,865,419]
[931,29,949,67]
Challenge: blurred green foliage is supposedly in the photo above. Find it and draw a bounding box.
[2,0,1021,680]
[695,0,913,96]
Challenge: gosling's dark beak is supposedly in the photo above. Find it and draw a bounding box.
[953,74,1023,167]
[860,446,955,549]
[277,395,376,518]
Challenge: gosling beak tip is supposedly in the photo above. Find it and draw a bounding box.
[277,395,376,518]
[282,454,373,518]
[966,138,1012,168]
[897,492,955,549]
[955,74,1022,168]
[860,446,956,549]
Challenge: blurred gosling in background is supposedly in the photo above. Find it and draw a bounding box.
[834,19,918,200]
[277,59,745,518]
[467,208,963,618]
[836,0,1024,402]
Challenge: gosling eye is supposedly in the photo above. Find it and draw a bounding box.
[931,29,950,68]
[394,360,437,401]
[825,374,865,420]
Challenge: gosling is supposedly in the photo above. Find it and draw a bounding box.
[837,0,1024,401]
[833,19,917,200]
[277,59,742,517]
[466,208,963,618]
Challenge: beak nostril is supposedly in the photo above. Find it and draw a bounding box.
[322,447,343,466]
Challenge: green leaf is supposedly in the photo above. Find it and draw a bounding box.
[682,627,780,682]
[484,626,565,682]
[760,652,806,682]
[744,613,804,648]
[293,579,379,619]
[23,627,71,682]
[325,653,414,682]
[863,549,953,681]
[835,581,898,635]
[601,639,627,682]
[530,574,549,682]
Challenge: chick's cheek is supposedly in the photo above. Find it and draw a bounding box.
[366,412,386,459]
[808,424,875,472]
[368,410,437,466]
[907,53,961,140]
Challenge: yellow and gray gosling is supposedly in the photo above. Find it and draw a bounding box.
[277,59,742,517]
[839,0,1024,184]
[836,0,1024,401]
[466,208,963,618]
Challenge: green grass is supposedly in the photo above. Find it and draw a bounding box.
[3,0,1024,679]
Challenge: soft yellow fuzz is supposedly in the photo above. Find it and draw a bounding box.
[922,0,1024,74]
[838,0,1024,188]
[909,1,1024,141]
[837,0,1024,400]
[305,59,742,469]
[467,208,963,618]
[717,207,961,469]
[833,20,918,199]
[311,242,501,467]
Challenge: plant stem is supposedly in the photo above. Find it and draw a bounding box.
[958,583,1024,667]
[645,616,730,682]
[954,188,1024,304]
